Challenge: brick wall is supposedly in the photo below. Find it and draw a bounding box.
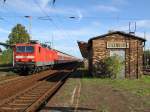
[88,34,144,78]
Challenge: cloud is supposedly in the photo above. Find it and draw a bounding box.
[91,21,101,27]
[32,28,100,42]
[1,0,79,16]
[112,24,129,31]
[38,0,51,8]
[76,10,83,21]
[136,20,150,28]
[94,5,119,12]
[136,32,150,42]
[91,0,128,13]
[0,28,9,34]
[52,26,102,41]
[32,20,102,41]
[111,0,128,6]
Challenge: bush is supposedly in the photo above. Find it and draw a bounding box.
[94,55,123,78]
[0,49,13,65]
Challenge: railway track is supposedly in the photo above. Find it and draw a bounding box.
[143,67,150,75]
[143,68,150,75]
[0,62,78,112]
[0,76,24,86]
[0,70,57,101]
[0,70,56,87]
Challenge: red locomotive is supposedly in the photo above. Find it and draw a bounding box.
[13,41,77,74]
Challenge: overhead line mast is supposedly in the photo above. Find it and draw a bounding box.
[24,16,32,39]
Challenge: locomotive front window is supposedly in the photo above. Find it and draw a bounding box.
[16,46,25,52]
[16,46,34,53]
[26,46,34,53]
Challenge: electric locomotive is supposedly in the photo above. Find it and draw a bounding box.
[14,41,76,74]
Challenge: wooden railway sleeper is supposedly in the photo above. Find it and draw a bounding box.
[0,65,78,112]
[1,106,25,111]
[0,81,44,107]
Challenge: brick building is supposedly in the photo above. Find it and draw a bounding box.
[78,31,146,79]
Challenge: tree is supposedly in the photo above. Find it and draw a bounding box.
[7,24,30,45]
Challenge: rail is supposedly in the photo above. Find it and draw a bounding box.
[0,63,78,112]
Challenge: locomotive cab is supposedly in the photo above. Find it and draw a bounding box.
[14,44,35,71]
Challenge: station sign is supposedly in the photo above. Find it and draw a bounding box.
[107,42,129,48]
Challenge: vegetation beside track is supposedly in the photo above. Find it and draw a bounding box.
[43,67,150,112]
[82,75,150,96]
[0,63,17,77]
[0,64,18,83]
[0,49,13,65]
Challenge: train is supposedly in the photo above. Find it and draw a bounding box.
[13,40,78,74]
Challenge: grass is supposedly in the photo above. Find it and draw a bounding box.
[78,67,150,96]
[79,68,150,96]
[80,71,150,111]
[82,75,150,97]
[45,67,150,112]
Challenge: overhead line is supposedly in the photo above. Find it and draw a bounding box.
[33,0,75,47]
[33,0,62,31]
[0,15,150,21]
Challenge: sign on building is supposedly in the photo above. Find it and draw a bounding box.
[107,42,129,48]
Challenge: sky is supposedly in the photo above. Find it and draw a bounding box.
[0,0,150,58]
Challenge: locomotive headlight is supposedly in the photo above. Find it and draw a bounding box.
[27,56,34,59]
[16,56,24,59]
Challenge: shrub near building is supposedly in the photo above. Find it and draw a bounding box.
[94,55,123,78]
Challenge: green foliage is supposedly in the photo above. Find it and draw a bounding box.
[104,55,123,78]
[144,49,150,67]
[82,75,150,96]
[0,49,13,64]
[144,50,150,55]
[7,24,30,45]
[94,55,123,78]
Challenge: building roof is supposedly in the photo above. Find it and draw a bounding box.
[77,41,88,58]
[88,31,146,43]
[77,31,146,58]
